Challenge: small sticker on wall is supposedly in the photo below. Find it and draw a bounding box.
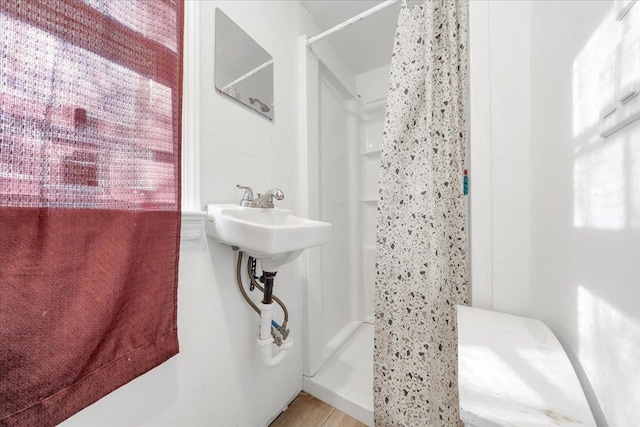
[463,169,468,195]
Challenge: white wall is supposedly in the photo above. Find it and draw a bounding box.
[469,0,531,313]
[529,2,640,426]
[62,2,325,426]
[471,1,640,426]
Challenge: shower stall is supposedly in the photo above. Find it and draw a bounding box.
[299,6,396,423]
[299,3,474,424]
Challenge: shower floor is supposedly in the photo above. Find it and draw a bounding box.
[303,322,374,427]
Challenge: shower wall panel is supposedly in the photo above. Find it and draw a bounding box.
[356,64,390,323]
[302,55,390,380]
[305,61,362,377]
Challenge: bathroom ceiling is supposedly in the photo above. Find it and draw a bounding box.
[300,0,401,75]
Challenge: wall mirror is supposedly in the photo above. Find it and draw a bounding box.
[215,9,274,120]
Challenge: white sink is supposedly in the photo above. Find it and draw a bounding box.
[205,204,331,271]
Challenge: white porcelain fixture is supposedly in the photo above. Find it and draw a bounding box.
[457,305,596,427]
[205,204,332,271]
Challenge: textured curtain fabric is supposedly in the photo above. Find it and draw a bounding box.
[374,0,469,425]
[0,1,183,425]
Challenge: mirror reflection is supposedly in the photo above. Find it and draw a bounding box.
[215,9,274,120]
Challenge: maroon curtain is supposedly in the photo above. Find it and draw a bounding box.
[0,1,183,425]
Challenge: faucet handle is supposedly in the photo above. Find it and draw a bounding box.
[236,185,254,206]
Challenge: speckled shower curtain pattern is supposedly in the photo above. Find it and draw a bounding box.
[374,1,469,425]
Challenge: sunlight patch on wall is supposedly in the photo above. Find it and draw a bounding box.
[577,285,640,425]
[573,138,626,230]
[572,2,640,231]
[572,8,620,140]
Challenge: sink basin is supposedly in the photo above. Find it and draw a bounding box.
[205,204,332,271]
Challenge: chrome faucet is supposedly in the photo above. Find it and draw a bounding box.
[236,185,254,207]
[236,185,284,208]
[253,188,284,208]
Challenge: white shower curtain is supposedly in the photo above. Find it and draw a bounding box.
[374,1,469,425]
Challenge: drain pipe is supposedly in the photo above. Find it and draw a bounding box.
[235,252,292,368]
[247,257,289,337]
[257,271,292,368]
[258,304,293,368]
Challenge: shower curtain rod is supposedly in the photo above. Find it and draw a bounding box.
[307,0,400,48]
[220,59,274,93]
